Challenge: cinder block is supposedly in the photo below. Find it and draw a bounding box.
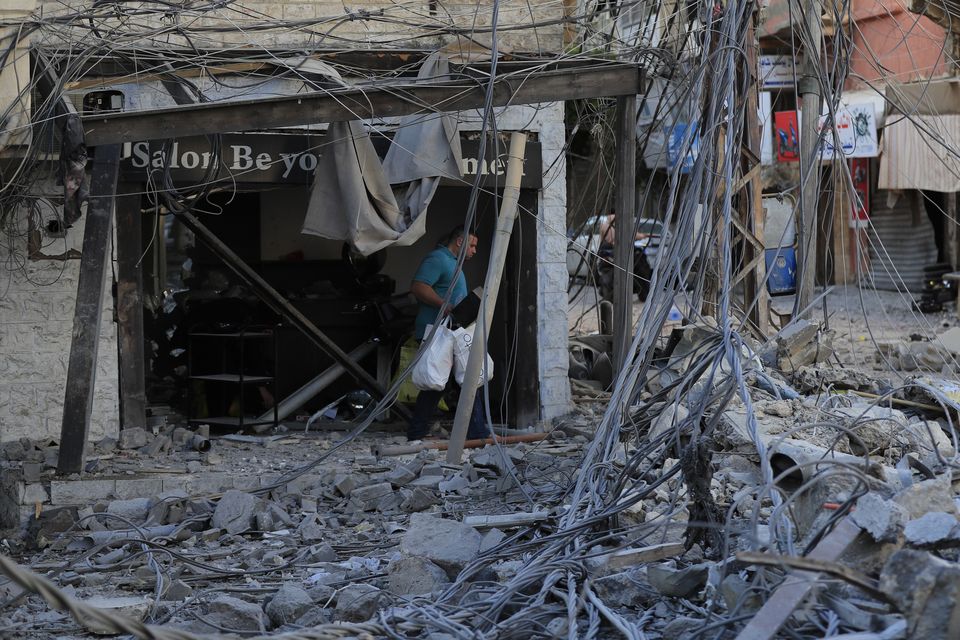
[50,479,116,505]
[112,478,163,500]
[19,483,48,505]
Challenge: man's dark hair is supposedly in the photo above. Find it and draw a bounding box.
[444,224,472,245]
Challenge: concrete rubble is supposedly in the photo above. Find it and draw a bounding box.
[3,296,960,638]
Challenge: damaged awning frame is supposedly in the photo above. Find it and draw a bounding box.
[49,56,643,474]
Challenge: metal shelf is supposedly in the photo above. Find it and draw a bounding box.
[189,374,273,383]
[188,324,279,432]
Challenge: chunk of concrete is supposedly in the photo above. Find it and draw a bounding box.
[480,528,506,553]
[211,490,258,535]
[894,475,958,519]
[834,406,908,455]
[297,514,325,542]
[649,404,690,441]
[351,482,394,510]
[401,487,438,513]
[592,568,657,607]
[118,428,149,450]
[21,483,48,505]
[205,596,266,632]
[334,583,386,622]
[852,493,908,542]
[386,465,417,487]
[647,563,710,598]
[22,463,42,483]
[880,549,960,640]
[399,513,482,577]
[307,542,338,563]
[333,474,360,497]
[105,498,152,524]
[161,580,192,601]
[386,556,450,596]
[904,512,960,547]
[265,584,313,628]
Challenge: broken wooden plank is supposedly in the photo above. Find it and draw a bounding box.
[82,64,642,145]
[734,517,862,640]
[736,551,886,601]
[603,543,686,569]
[463,512,551,529]
[57,145,121,475]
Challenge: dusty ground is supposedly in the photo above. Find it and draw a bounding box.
[1,284,958,638]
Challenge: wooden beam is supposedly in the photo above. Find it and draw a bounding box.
[742,13,769,336]
[173,210,409,419]
[81,64,642,145]
[612,94,637,374]
[57,145,121,475]
[734,517,862,640]
[115,183,147,433]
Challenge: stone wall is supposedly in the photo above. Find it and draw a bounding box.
[0,189,120,443]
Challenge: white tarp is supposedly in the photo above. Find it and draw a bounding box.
[301,53,464,254]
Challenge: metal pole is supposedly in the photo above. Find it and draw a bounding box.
[256,341,377,423]
[796,0,823,315]
[446,132,528,465]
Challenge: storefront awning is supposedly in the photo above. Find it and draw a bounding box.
[878,80,960,192]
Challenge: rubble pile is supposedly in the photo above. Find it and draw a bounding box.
[3,307,960,639]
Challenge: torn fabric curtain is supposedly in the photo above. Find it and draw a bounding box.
[301,52,464,255]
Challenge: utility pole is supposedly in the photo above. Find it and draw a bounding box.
[796,0,823,316]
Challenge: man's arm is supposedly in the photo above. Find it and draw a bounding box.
[410,281,446,309]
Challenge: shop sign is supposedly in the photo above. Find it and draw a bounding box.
[121,133,542,188]
[759,55,802,89]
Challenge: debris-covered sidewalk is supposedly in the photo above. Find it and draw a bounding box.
[3,287,960,639]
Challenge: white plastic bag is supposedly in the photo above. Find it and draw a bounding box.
[452,324,494,385]
[411,323,454,391]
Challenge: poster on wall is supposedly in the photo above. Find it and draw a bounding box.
[819,104,879,159]
[850,157,870,228]
[774,111,800,162]
[667,122,700,174]
[846,104,879,157]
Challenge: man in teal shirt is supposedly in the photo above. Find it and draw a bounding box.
[408,225,489,441]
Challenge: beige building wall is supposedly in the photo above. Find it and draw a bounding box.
[0,189,120,444]
[33,0,564,52]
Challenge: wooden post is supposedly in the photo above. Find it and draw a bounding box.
[115,183,147,432]
[58,144,121,475]
[831,169,855,285]
[743,12,769,336]
[447,132,528,465]
[613,95,638,372]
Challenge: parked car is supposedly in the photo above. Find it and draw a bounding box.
[567,215,666,301]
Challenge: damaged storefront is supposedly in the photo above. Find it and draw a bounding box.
[0,50,578,449]
[125,129,548,433]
